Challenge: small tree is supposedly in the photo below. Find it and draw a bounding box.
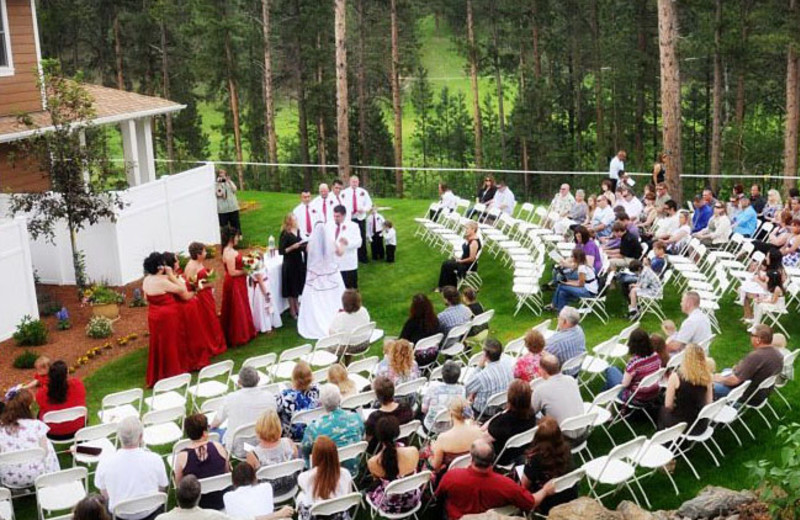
[9,60,125,291]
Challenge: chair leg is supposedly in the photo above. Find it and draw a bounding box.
[664,465,681,496]
[774,388,791,410]
[631,476,652,509]
[724,423,743,447]
[701,441,721,467]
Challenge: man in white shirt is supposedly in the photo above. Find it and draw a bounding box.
[589,194,615,238]
[366,208,386,260]
[608,150,626,191]
[551,184,576,217]
[210,366,276,457]
[439,183,459,218]
[292,190,316,239]
[666,291,713,353]
[654,200,680,241]
[616,187,643,220]
[332,179,346,205]
[96,417,168,520]
[328,205,363,288]
[492,180,516,215]
[340,175,372,263]
[532,354,586,441]
[310,183,339,223]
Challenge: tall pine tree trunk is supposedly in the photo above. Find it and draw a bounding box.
[784,0,799,193]
[710,0,723,192]
[356,0,368,184]
[390,0,403,195]
[466,0,482,168]
[489,9,506,166]
[531,0,542,79]
[734,0,752,173]
[658,0,683,203]
[160,20,174,173]
[317,34,328,177]
[590,0,604,171]
[261,0,279,189]
[292,0,311,188]
[224,32,245,188]
[519,47,530,196]
[334,0,351,182]
[634,1,647,169]
[113,11,124,90]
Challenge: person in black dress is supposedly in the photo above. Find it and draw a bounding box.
[279,213,306,319]
[399,294,440,345]
[658,343,713,435]
[485,380,537,467]
[467,176,497,219]
[520,417,578,516]
[652,152,667,186]
[437,221,481,290]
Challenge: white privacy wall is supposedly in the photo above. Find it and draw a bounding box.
[0,218,39,341]
[9,163,220,286]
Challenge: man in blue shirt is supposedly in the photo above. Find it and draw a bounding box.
[732,197,758,237]
[691,195,713,233]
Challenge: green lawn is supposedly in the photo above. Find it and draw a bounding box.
[11,192,797,518]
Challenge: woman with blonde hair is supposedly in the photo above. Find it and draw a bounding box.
[658,344,713,434]
[279,213,306,319]
[246,410,300,497]
[296,436,353,520]
[375,339,420,385]
[326,364,357,398]
[764,189,783,222]
[513,330,545,382]
[276,361,320,440]
[427,397,482,473]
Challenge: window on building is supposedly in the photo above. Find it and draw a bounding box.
[0,0,11,71]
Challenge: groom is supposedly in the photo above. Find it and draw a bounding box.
[328,205,362,289]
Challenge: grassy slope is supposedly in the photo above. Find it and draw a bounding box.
[40,191,793,519]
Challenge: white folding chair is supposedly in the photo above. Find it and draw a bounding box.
[366,471,431,519]
[348,356,380,390]
[739,375,780,432]
[273,344,313,380]
[0,487,14,520]
[561,352,587,378]
[774,349,799,410]
[494,426,538,471]
[447,453,471,470]
[341,390,377,412]
[675,399,728,479]
[112,493,167,520]
[582,436,647,506]
[234,353,277,386]
[35,467,87,520]
[41,406,88,451]
[632,422,687,507]
[141,406,185,449]
[227,422,257,461]
[576,275,614,324]
[413,334,444,369]
[309,333,347,367]
[198,473,232,497]
[309,492,362,519]
[438,323,472,363]
[611,368,666,435]
[337,440,369,471]
[0,448,46,494]
[343,322,381,360]
[199,396,227,428]
[397,420,422,445]
[560,412,598,464]
[71,423,117,471]
[291,407,328,433]
[145,373,192,411]
[256,459,306,504]
[395,378,428,411]
[465,309,494,347]
[189,360,234,409]
[97,388,143,424]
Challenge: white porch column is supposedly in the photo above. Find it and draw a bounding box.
[135,117,156,184]
[78,129,90,184]
[120,119,141,186]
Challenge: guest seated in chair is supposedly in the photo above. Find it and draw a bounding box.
[437,221,481,290]
[520,417,578,516]
[545,249,598,312]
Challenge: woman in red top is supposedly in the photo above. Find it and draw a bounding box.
[164,251,211,372]
[220,226,256,347]
[184,242,226,357]
[143,252,192,387]
[36,360,86,439]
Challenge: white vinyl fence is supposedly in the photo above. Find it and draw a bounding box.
[0,217,39,341]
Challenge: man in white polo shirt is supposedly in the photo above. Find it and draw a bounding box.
[292,190,316,239]
[666,291,712,353]
[608,150,626,192]
[96,417,168,520]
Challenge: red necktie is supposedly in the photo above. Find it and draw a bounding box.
[305,205,311,234]
[323,199,327,221]
[353,190,358,213]
[336,224,341,239]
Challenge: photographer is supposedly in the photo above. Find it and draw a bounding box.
[216,169,241,233]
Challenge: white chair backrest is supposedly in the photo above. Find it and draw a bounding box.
[347,322,376,346]
[666,350,685,370]
[0,447,45,466]
[348,356,379,376]
[279,343,313,362]
[256,459,305,481]
[199,473,232,494]
[531,319,551,334]
[504,337,526,357]
[384,471,432,496]
[198,360,235,381]
[337,441,369,463]
[74,423,117,443]
[101,388,143,411]
[467,352,484,366]
[634,368,667,393]
[697,398,728,421]
[551,467,585,493]
[341,391,376,410]
[414,334,444,353]
[291,407,327,425]
[590,384,624,408]
[428,365,445,381]
[644,422,686,452]
[153,373,191,394]
[309,493,362,517]
[229,422,257,446]
[560,412,597,434]
[243,353,278,371]
[783,349,800,374]
[200,396,226,416]
[503,426,537,450]
[316,333,348,353]
[724,380,752,404]
[617,322,641,341]
[444,323,471,343]
[593,336,620,357]
[398,420,421,441]
[113,493,167,520]
[395,378,427,398]
[485,390,508,409]
[749,375,778,399]
[35,466,87,490]
[561,353,587,374]
[607,436,647,463]
[142,406,184,426]
[42,406,88,426]
[470,309,495,328]
[448,453,471,470]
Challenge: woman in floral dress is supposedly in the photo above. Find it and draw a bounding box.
[0,389,59,488]
[276,361,320,441]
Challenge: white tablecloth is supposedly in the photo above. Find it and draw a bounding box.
[264,254,289,319]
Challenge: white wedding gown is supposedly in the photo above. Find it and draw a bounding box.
[298,222,345,339]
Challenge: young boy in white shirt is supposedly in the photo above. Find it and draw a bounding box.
[383,220,397,263]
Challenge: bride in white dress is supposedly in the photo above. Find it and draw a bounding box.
[298,221,345,339]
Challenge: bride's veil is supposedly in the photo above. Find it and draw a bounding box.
[305,221,341,290]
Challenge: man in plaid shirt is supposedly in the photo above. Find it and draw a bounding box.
[545,306,586,377]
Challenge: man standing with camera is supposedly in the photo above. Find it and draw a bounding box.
[216,169,241,233]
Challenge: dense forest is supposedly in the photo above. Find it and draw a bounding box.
[36,0,800,200]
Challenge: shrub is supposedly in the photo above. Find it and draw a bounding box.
[13,350,39,369]
[13,316,49,346]
[746,422,800,518]
[129,288,147,308]
[55,307,71,330]
[85,315,113,339]
[39,300,63,317]
[82,283,125,306]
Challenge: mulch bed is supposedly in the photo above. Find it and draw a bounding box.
[0,255,230,391]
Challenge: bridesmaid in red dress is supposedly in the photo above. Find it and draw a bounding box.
[163,251,211,372]
[142,252,191,387]
[184,242,227,356]
[220,226,257,347]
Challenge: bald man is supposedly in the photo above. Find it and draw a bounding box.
[310,183,340,223]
